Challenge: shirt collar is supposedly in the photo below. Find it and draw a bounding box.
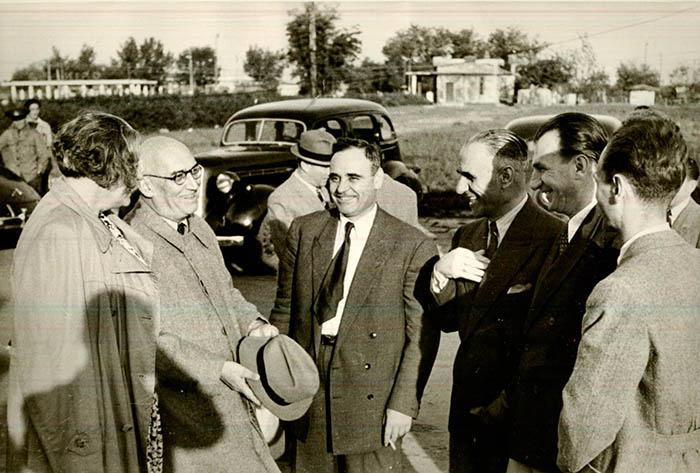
[567,197,597,242]
[339,204,377,241]
[669,196,691,225]
[490,194,528,242]
[293,168,323,195]
[617,223,670,265]
[161,216,188,232]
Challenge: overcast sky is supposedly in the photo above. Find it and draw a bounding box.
[1,1,699,83]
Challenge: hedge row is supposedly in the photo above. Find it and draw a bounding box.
[1,92,430,134]
[0,91,283,134]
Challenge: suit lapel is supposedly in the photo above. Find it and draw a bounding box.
[461,199,541,338]
[525,206,604,331]
[333,210,393,353]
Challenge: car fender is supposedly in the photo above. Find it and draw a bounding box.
[224,183,275,234]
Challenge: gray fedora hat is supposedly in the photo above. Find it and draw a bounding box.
[290,128,336,166]
[238,334,320,421]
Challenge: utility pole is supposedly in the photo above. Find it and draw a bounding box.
[659,53,663,84]
[309,2,317,96]
[214,33,220,81]
[188,52,195,94]
[644,42,648,66]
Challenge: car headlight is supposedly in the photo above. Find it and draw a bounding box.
[216,173,235,194]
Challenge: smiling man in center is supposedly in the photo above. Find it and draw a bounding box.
[271,138,439,473]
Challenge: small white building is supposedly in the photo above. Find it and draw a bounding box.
[405,56,515,105]
[628,84,657,106]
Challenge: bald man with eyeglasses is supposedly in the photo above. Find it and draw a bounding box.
[126,136,281,473]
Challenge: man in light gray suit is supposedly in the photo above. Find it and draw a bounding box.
[128,136,281,473]
[558,115,700,473]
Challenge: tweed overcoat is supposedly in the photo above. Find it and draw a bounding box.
[672,189,700,248]
[431,197,563,431]
[265,171,421,259]
[127,201,279,473]
[270,207,439,455]
[558,230,700,473]
[8,177,157,472]
[508,206,620,472]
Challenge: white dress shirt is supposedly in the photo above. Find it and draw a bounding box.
[321,204,378,336]
[567,198,597,242]
[668,196,690,226]
[431,195,528,294]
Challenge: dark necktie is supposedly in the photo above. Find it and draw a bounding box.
[177,221,187,235]
[313,222,354,324]
[485,220,499,259]
[555,228,569,259]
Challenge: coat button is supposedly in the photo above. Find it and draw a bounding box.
[121,424,133,432]
[364,363,371,370]
[369,332,377,339]
[367,394,374,400]
[221,326,227,336]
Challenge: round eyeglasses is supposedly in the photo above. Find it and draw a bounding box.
[143,163,203,185]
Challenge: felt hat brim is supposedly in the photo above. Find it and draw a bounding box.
[238,335,315,421]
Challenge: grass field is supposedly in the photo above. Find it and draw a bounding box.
[152,103,700,215]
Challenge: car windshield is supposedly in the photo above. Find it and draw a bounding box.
[224,119,305,144]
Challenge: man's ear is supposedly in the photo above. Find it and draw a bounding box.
[499,166,514,187]
[612,174,625,199]
[573,155,590,176]
[138,176,155,198]
[373,167,385,189]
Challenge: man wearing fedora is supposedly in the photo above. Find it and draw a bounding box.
[271,138,439,472]
[264,128,423,262]
[127,136,281,473]
[0,107,51,193]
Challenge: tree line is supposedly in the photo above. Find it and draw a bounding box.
[12,38,218,87]
[11,3,698,100]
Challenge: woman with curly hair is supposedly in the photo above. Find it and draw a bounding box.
[7,111,161,472]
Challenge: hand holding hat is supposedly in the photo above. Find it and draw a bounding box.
[238,334,320,421]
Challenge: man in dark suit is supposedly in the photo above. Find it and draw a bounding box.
[669,148,700,247]
[430,129,563,473]
[559,113,700,473]
[507,113,620,473]
[271,138,439,473]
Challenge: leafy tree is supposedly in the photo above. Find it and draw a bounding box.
[517,55,573,88]
[616,62,660,89]
[114,37,140,78]
[177,46,218,87]
[244,46,286,91]
[138,38,174,83]
[382,25,454,66]
[669,63,700,86]
[111,37,173,83]
[346,58,402,94]
[487,27,542,67]
[67,44,99,79]
[448,29,488,58]
[286,3,361,95]
[12,63,47,81]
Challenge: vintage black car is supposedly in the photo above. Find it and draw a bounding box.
[194,98,423,270]
[505,113,622,209]
[0,167,40,249]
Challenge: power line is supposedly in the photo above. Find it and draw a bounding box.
[540,4,700,52]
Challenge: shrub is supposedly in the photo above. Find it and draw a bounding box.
[0,91,283,133]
